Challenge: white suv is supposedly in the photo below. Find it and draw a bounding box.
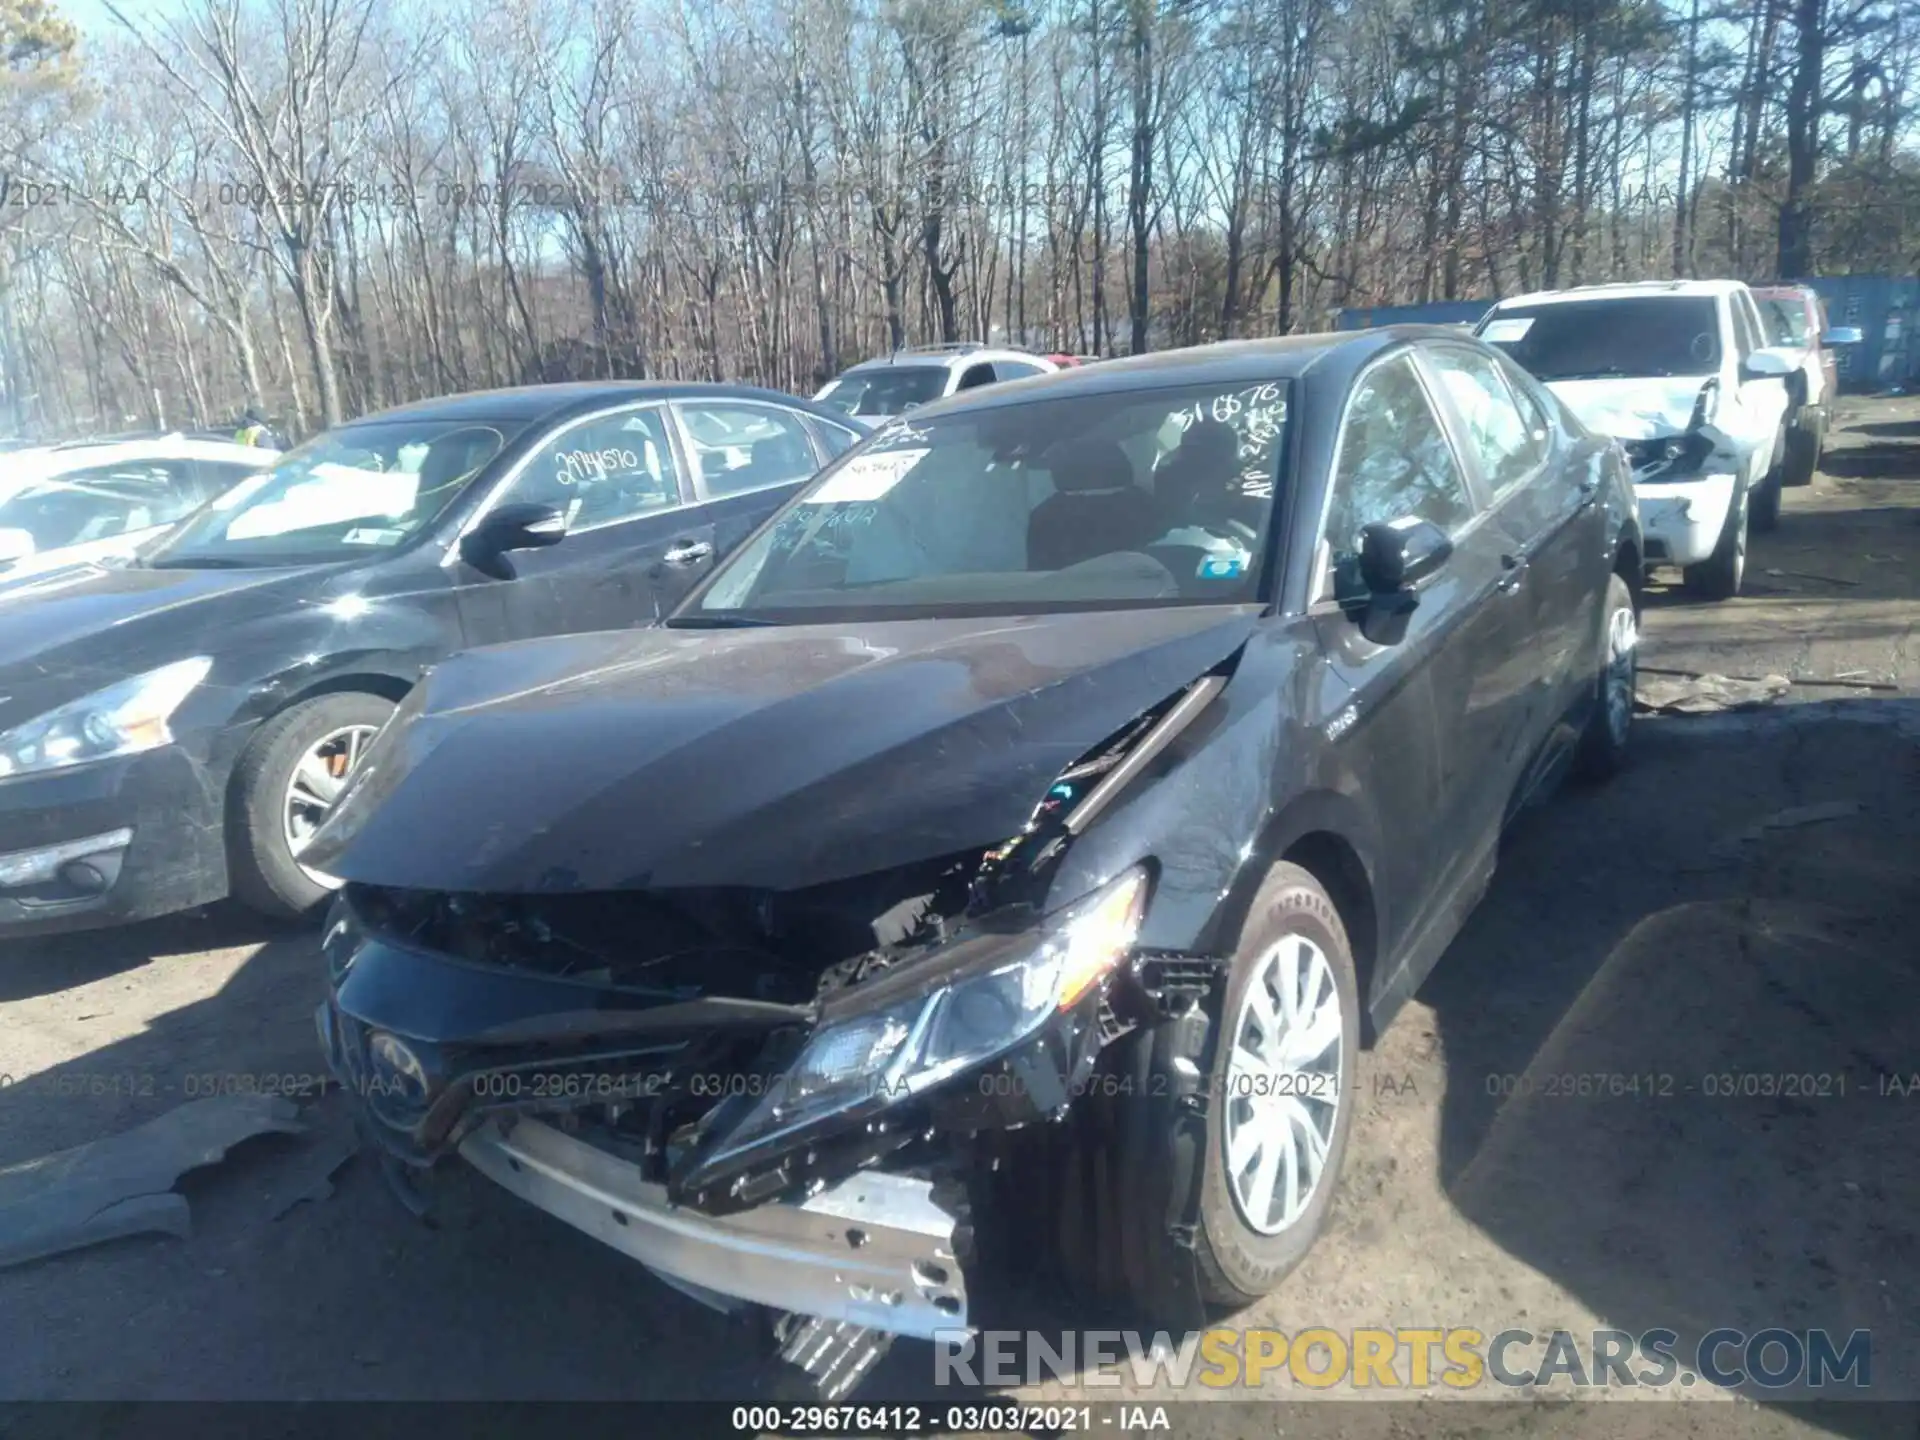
[1475,280,1800,599]
[813,344,1059,421]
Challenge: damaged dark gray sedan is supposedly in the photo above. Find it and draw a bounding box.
[311,327,1642,1394]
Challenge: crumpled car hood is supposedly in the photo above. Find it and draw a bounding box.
[305,605,1262,894]
[1549,376,1727,443]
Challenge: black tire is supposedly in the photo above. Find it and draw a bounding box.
[1682,476,1748,600]
[1783,424,1820,487]
[1750,469,1781,532]
[1573,572,1636,784]
[228,691,396,921]
[1190,861,1361,1307]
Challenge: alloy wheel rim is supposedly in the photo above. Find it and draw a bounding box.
[283,723,379,887]
[1605,603,1638,745]
[1222,934,1344,1236]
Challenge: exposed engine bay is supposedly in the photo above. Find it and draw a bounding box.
[315,668,1232,1397]
[321,675,1213,1194]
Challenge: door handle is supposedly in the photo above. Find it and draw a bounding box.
[1498,553,1529,593]
[663,539,713,567]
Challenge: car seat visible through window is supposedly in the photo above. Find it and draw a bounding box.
[1026,439,1161,570]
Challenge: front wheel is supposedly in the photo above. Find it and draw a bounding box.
[1682,478,1748,600]
[1192,862,1360,1307]
[1574,572,1637,783]
[228,692,395,920]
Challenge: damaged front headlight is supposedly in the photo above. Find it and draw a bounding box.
[1624,431,1715,476]
[725,866,1151,1151]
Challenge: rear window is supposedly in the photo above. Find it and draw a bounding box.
[1479,297,1723,381]
[815,367,948,419]
[1758,297,1811,346]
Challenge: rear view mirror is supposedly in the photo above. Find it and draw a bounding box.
[461,501,567,577]
[1822,327,1864,347]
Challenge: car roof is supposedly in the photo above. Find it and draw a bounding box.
[834,348,1054,376]
[356,381,820,427]
[37,437,280,469]
[1489,280,1747,310]
[885,327,1450,415]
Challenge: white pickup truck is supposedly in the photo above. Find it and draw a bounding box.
[1475,280,1802,599]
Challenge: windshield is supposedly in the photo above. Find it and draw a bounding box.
[0,468,202,556]
[681,379,1287,624]
[1758,297,1810,346]
[150,419,513,568]
[815,367,949,419]
[1479,297,1723,380]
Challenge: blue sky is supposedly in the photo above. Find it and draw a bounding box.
[61,0,118,35]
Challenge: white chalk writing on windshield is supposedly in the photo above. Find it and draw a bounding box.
[1171,383,1288,457]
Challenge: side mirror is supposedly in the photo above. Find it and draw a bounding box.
[460,501,567,576]
[0,527,35,569]
[1359,517,1453,594]
[1353,518,1452,646]
[1821,326,1863,347]
[1741,347,1796,380]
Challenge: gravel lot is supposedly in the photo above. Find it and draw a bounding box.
[3,398,1918,1435]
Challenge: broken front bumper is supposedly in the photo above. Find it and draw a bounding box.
[1634,470,1738,566]
[460,1114,969,1338]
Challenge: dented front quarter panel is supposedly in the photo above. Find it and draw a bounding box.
[1045,616,1378,960]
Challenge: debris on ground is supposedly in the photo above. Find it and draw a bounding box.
[1761,567,1863,588]
[1636,670,1793,713]
[265,1130,362,1221]
[1641,664,1899,693]
[0,1094,304,1269]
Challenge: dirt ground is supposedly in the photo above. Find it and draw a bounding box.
[2,398,1918,1436]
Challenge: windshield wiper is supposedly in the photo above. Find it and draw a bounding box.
[665,614,780,629]
[146,555,261,570]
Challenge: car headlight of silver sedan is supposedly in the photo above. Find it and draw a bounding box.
[0,657,213,779]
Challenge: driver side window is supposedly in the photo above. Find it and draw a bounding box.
[1322,356,1476,600]
[511,407,680,531]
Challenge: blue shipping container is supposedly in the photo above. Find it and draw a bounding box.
[1798,275,1920,393]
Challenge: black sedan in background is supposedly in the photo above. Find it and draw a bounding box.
[0,382,861,934]
[310,328,1642,1392]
